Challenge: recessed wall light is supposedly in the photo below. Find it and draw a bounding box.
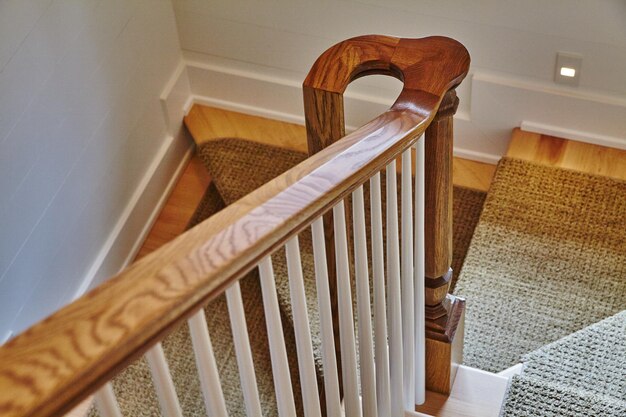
[555,52,582,86]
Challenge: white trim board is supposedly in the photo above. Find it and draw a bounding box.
[74,59,195,296]
[520,121,626,151]
[183,52,626,165]
[75,133,194,295]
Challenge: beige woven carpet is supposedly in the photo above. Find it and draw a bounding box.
[454,157,626,373]
[90,138,485,416]
[193,138,486,401]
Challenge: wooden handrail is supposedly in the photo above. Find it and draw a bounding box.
[0,35,469,417]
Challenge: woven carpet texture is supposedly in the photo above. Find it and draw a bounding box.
[500,310,626,416]
[196,138,486,386]
[90,138,485,416]
[454,157,626,373]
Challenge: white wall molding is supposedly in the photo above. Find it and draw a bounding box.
[520,121,626,151]
[183,54,626,166]
[192,95,307,127]
[75,133,193,297]
[469,72,626,159]
[75,59,195,297]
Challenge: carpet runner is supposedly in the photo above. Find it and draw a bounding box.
[500,310,626,416]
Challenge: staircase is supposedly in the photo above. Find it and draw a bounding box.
[180,115,626,416]
[0,35,475,417]
[1,35,624,417]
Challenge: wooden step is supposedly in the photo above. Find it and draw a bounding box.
[507,128,626,181]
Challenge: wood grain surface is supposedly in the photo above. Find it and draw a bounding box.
[0,35,469,417]
[185,105,308,152]
[507,128,626,181]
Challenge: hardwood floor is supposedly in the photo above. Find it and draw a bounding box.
[185,105,309,152]
[507,128,626,181]
[135,154,211,260]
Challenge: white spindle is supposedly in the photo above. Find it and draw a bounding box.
[188,310,229,417]
[226,282,263,417]
[145,343,183,417]
[352,186,378,417]
[258,256,298,417]
[286,237,322,417]
[386,161,404,417]
[311,218,342,417]
[94,383,122,417]
[370,173,391,417]
[333,201,362,417]
[414,136,426,405]
[401,149,415,409]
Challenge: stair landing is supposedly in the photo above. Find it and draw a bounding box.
[507,128,626,181]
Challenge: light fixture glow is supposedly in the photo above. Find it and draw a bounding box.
[560,67,576,77]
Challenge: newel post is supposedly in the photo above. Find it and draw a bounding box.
[423,89,465,394]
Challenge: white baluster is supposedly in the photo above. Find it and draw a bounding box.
[370,172,391,417]
[401,149,415,409]
[286,237,322,417]
[226,282,263,417]
[353,185,378,417]
[145,343,183,417]
[258,256,298,417]
[94,383,122,417]
[333,201,362,417]
[188,310,229,417]
[311,218,342,417]
[386,161,404,417]
[414,136,426,405]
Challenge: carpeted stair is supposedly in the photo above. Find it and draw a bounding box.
[500,310,626,416]
[452,157,626,416]
[453,158,626,373]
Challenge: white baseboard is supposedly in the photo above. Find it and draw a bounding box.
[75,133,194,296]
[192,95,307,127]
[183,52,626,165]
[73,61,196,297]
[520,121,626,150]
[453,147,502,165]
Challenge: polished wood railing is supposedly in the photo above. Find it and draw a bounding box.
[0,35,469,417]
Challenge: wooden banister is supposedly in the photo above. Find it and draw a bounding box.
[303,35,469,396]
[0,35,469,417]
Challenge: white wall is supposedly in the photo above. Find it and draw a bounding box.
[0,0,192,339]
[172,0,626,162]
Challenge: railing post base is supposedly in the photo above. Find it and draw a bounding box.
[425,294,465,394]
